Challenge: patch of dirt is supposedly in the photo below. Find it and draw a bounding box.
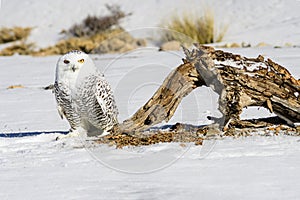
[95,119,299,148]
[96,129,205,149]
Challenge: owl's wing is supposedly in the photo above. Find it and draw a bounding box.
[54,82,68,119]
[57,104,65,119]
[95,78,118,123]
[54,82,81,129]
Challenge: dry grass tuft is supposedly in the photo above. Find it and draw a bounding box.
[7,84,25,89]
[161,9,227,44]
[34,29,124,56]
[66,4,131,37]
[0,27,32,44]
[0,42,35,56]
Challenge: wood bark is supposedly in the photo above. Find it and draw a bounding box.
[118,45,300,134]
[119,61,206,133]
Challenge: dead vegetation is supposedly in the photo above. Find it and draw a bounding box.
[0,27,32,44]
[35,28,124,56]
[0,27,34,56]
[96,124,208,148]
[161,8,227,45]
[7,84,25,89]
[0,42,35,56]
[0,5,145,56]
[36,4,144,55]
[66,5,130,37]
[96,118,299,148]
[96,130,204,149]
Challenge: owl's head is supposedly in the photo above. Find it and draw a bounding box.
[56,50,97,82]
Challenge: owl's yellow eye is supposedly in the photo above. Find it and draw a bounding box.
[78,59,85,63]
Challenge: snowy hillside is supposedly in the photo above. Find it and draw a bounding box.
[0,0,300,200]
[0,0,300,47]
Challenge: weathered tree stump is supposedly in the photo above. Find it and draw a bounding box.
[119,61,205,133]
[118,44,300,134]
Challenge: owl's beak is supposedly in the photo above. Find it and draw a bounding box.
[71,64,77,72]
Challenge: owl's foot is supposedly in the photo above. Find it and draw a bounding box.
[100,130,110,137]
[55,128,87,141]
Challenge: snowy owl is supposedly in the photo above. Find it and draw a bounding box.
[54,50,118,137]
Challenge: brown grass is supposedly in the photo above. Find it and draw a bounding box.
[0,28,143,56]
[0,27,32,44]
[66,4,130,37]
[0,42,35,56]
[34,28,123,56]
[161,9,228,44]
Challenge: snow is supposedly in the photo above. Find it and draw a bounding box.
[215,58,270,72]
[1,0,300,47]
[0,0,300,200]
[1,135,300,200]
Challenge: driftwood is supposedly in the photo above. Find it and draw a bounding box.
[118,45,300,134]
[119,61,205,133]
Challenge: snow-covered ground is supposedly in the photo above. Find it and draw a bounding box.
[1,133,300,200]
[0,1,300,200]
